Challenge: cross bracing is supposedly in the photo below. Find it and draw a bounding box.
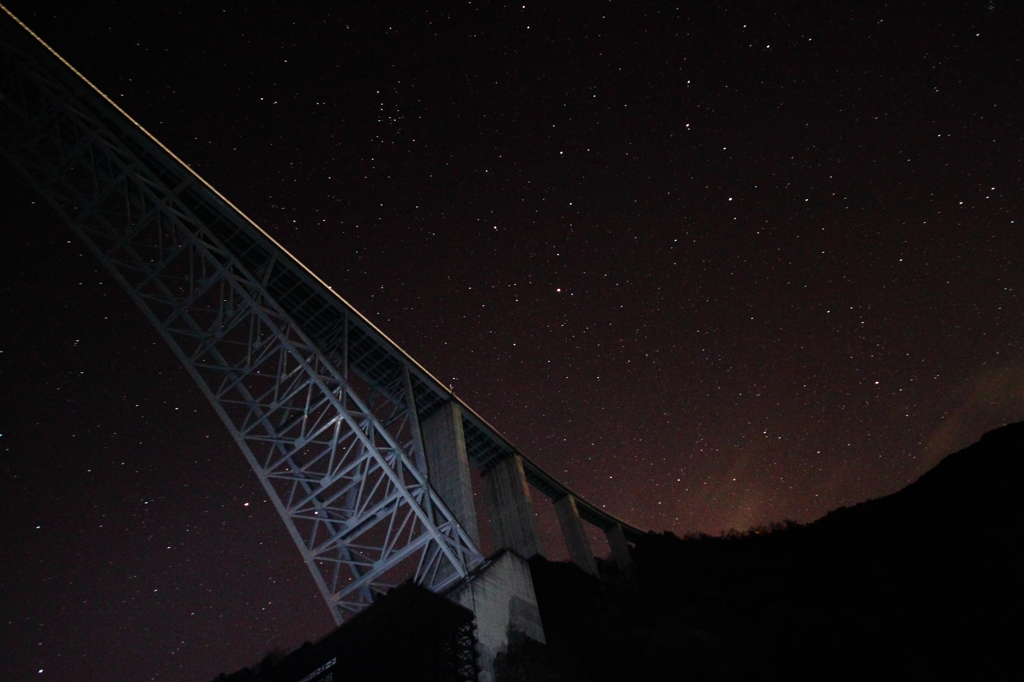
[0,7,642,623]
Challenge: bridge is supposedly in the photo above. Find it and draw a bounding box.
[0,6,643,677]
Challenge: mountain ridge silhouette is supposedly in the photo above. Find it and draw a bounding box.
[814,420,1024,531]
[508,421,1024,681]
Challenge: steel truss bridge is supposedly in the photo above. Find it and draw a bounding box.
[0,7,643,625]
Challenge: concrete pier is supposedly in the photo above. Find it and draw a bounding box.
[606,523,633,571]
[483,454,543,558]
[421,401,480,547]
[554,494,598,575]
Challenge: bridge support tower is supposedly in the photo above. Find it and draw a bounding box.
[0,10,643,681]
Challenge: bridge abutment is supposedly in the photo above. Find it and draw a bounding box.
[446,550,545,682]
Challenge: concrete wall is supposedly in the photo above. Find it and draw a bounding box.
[446,551,545,682]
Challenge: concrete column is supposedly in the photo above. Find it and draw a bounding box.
[606,523,633,571]
[483,454,542,558]
[421,401,480,547]
[554,495,598,575]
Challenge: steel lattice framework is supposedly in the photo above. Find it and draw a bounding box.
[0,10,483,621]
[0,7,644,624]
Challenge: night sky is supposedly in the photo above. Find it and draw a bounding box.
[2,2,1022,681]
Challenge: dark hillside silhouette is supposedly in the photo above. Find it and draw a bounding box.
[511,421,1024,681]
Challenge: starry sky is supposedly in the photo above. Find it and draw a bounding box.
[1,2,1022,681]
